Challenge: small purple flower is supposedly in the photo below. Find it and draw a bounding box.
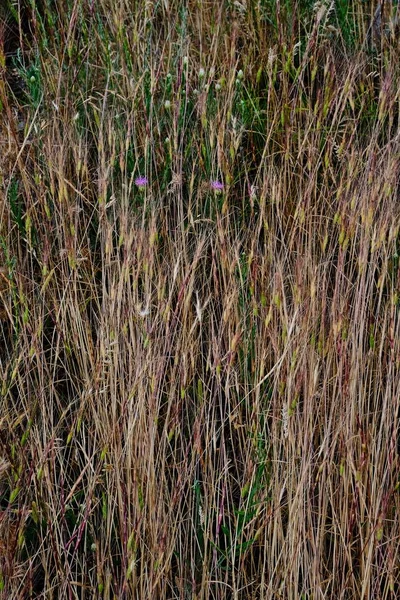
[210,180,224,191]
[135,176,148,188]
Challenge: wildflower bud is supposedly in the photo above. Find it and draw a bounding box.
[237,69,244,80]
[164,99,171,110]
[198,67,205,78]
[215,83,221,91]
[166,73,172,80]
[183,56,188,66]
[30,75,36,83]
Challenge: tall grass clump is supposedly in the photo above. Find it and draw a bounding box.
[1,0,400,598]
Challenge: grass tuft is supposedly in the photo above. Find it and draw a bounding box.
[1,1,400,598]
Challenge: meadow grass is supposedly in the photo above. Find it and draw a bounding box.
[1,1,400,598]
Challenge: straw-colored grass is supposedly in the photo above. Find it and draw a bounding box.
[1,1,400,598]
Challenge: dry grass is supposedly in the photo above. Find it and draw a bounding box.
[1,1,400,598]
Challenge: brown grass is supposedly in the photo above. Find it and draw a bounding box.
[1,1,400,598]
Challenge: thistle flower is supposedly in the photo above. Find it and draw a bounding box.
[211,180,224,192]
[135,176,148,188]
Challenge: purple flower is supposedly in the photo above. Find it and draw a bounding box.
[135,176,148,188]
[210,180,224,191]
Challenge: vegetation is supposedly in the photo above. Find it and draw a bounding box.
[1,1,400,598]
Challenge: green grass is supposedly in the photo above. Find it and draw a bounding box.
[1,1,400,598]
